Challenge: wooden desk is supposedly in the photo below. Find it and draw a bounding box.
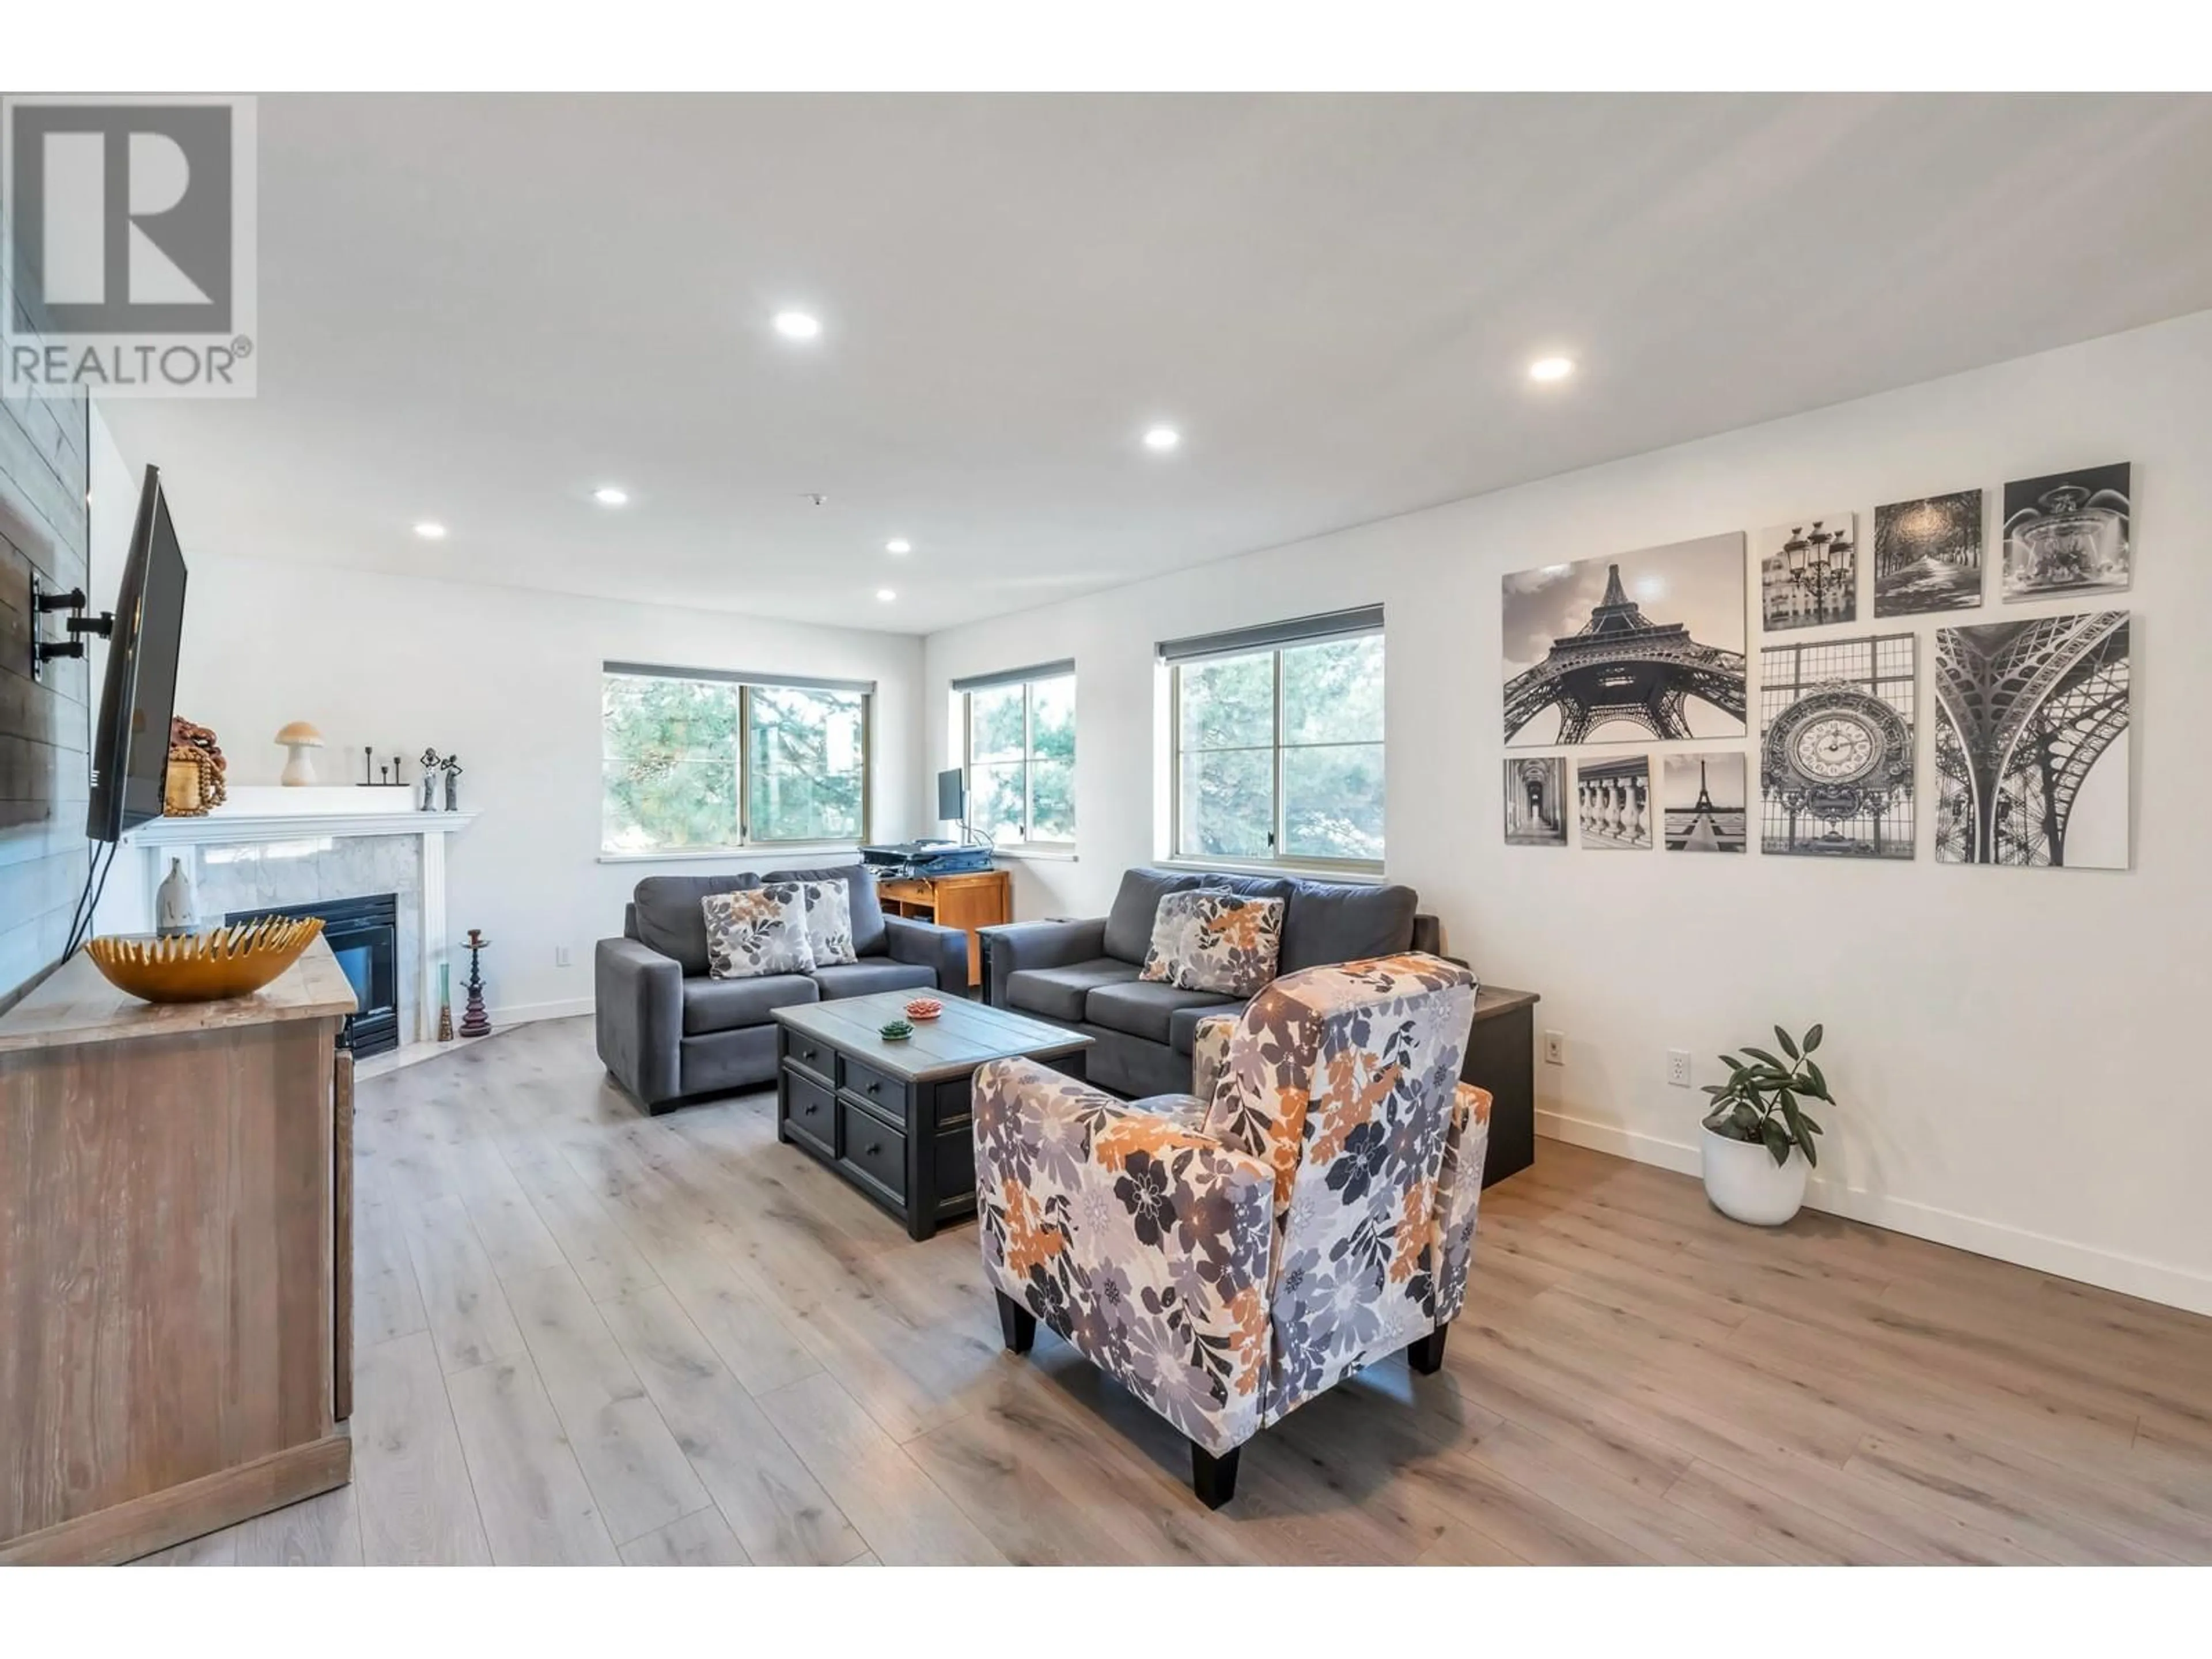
[0,941,357,1565]
[1467,985,1540,1187]
[875,868,1012,988]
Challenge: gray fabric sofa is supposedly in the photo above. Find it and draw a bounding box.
[979,866,1442,1097]
[596,862,968,1113]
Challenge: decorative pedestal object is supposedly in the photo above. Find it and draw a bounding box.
[458,930,491,1038]
[275,721,325,786]
[1700,1126,1809,1226]
[154,857,198,936]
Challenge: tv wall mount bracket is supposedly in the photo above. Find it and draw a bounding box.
[26,574,114,683]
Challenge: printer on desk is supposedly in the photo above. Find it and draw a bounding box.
[861,768,995,878]
[861,840,995,878]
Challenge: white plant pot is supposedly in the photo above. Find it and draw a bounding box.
[1700,1126,1808,1226]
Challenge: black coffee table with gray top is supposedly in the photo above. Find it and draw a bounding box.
[772,991,1092,1240]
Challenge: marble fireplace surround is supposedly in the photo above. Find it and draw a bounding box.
[122,787,479,1052]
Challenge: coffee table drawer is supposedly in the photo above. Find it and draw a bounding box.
[839,1054,904,1110]
[838,1100,907,1203]
[782,1066,836,1157]
[782,1028,834,1085]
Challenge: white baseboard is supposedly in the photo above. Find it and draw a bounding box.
[486,995,594,1028]
[1536,1108,2212,1319]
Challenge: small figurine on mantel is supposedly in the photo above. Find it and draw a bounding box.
[418,749,460,812]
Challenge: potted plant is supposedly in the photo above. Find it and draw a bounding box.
[1699,1023,1834,1225]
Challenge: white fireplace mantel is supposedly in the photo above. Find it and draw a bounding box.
[120,787,480,1049]
[125,786,480,847]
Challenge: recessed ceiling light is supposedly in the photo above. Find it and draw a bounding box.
[1528,355,1575,383]
[885,538,912,555]
[876,588,897,602]
[412,521,448,540]
[593,486,629,506]
[773,310,822,340]
[1142,425,1181,452]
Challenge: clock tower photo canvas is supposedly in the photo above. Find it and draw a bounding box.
[1759,634,1919,858]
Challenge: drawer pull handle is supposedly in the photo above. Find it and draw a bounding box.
[804,1102,819,1115]
[865,1081,880,1094]
[866,1142,882,1157]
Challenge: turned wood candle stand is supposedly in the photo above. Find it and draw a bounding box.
[458,929,492,1038]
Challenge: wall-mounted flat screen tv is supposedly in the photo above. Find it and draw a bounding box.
[87,465,188,842]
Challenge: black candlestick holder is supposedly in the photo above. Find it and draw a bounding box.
[359,745,410,787]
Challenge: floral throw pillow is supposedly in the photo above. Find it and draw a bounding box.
[702,883,816,979]
[1138,892,1285,996]
[798,879,858,968]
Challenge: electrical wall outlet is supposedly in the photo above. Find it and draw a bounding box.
[555,945,571,968]
[1543,1029,1566,1066]
[1666,1049,1693,1088]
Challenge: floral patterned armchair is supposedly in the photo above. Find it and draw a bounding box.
[974,953,1490,1508]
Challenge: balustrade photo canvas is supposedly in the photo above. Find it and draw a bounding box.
[2001,462,2131,601]
[1575,754,1653,850]
[1662,752,1748,853]
[1873,490,1984,616]
[1503,756,1569,846]
[1759,633,1918,858]
[1758,513,1858,631]
[1934,611,2131,869]
[1502,533,1747,747]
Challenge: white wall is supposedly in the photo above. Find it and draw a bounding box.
[922,309,2212,1315]
[108,556,922,1022]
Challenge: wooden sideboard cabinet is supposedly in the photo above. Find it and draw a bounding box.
[874,868,1012,988]
[0,940,357,1565]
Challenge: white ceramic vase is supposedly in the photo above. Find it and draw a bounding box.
[1700,1125,1808,1226]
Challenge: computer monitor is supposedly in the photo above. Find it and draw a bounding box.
[936,767,965,823]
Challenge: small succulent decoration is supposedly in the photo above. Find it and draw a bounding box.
[879,1019,915,1042]
[1702,1024,1836,1167]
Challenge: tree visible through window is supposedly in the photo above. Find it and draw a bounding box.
[602,669,868,854]
[1174,632,1384,866]
[964,673,1075,847]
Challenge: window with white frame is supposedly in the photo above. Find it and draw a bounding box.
[1164,610,1384,869]
[955,662,1076,849]
[600,664,870,855]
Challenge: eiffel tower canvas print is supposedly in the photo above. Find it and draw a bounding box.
[1934,611,2131,868]
[1501,533,1748,747]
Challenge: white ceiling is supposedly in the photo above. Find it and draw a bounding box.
[101,93,2212,637]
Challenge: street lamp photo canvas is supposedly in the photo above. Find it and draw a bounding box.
[1873,489,1984,616]
[1502,532,1747,747]
[1934,611,2131,869]
[1757,513,1858,631]
[2001,462,2131,601]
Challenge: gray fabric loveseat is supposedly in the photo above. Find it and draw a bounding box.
[596,863,968,1113]
[979,866,1441,1097]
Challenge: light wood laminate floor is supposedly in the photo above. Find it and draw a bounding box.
[134,1016,2212,1566]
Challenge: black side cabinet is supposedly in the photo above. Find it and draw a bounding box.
[1465,987,1540,1187]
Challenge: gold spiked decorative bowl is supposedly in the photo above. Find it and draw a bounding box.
[85,916,327,1004]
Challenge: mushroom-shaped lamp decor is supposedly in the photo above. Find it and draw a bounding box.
[275,721,325,786]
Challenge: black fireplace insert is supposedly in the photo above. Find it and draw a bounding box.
[227,892,400,1057]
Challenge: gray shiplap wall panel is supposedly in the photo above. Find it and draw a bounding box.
[0,387,92,1011]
